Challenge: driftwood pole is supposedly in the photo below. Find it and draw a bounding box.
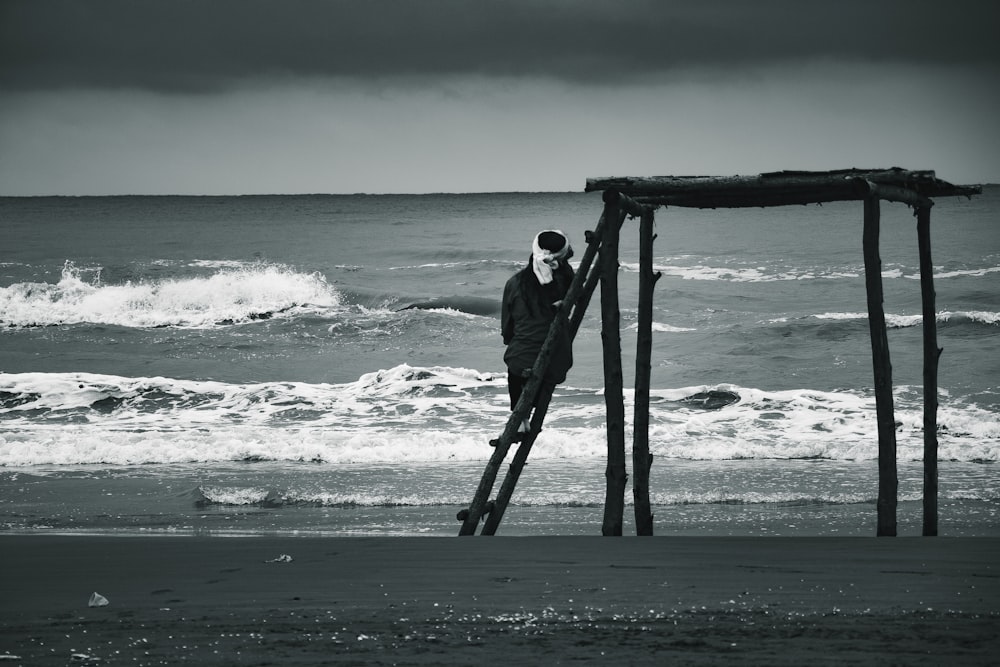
[917,205,940,536]
[632,206,658,535]
[600,191,627,536]
[862,195,898,536]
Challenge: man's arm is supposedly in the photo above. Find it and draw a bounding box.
[501,278,515,345]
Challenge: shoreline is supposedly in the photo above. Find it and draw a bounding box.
[5,458,998,539]
[3,535,998,665]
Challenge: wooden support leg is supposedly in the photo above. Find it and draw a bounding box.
[917,205,940,536]
[633,207,659,536]
[863,196,898,537]
[600,193,627,537]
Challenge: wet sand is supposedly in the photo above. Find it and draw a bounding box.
[2,535,998,665]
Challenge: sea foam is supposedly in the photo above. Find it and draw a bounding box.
[812,311,1000,328]
[621,259,1000,283]
[1,366,997,466]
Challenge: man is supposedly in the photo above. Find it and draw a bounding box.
[500,229,574,439]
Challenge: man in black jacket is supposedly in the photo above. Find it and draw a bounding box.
[500,230,574,437]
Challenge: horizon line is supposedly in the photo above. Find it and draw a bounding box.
[2,184,996,199]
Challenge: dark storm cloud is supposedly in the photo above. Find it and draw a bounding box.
[2,0,998,92]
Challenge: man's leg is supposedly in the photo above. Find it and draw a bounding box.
[507,370,532,433]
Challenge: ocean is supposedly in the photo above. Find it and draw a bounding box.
[1,190,998,537]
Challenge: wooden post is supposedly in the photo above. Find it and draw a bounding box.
[600,191,627,536]
[917,204,940,536]
[633,206,658,535]
[862,195,898,536]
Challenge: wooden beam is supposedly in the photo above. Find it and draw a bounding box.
[632,206,658,536]
[600,196,627,537]
[851,179,934,208]
[917,205,940,537]
[586,169,981,209]
[863,196,898,537]
[602,188,649,217]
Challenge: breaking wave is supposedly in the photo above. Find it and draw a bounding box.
[0,261,341,328]
[1,366,996,466]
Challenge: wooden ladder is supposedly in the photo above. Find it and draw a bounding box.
[457,208,623,535]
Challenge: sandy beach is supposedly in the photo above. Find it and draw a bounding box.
[1,535,997,665]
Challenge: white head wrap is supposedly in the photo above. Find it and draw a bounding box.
[531,230,571,285]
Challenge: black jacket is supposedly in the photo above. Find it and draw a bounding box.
[501,261,574,383]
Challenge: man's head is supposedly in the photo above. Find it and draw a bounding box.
[531,230,572,284]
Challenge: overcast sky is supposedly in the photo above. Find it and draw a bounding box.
[2,0,998,195]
